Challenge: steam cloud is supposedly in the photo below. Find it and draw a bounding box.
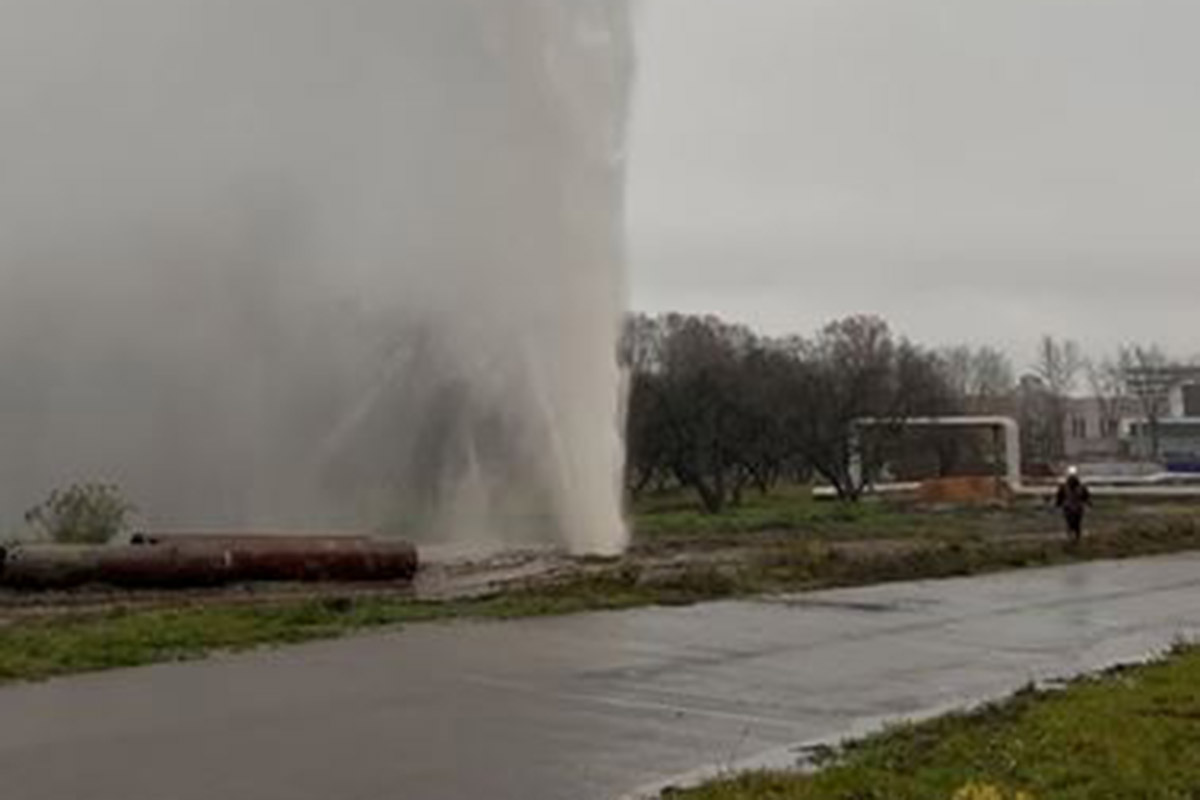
[0,1,633,554]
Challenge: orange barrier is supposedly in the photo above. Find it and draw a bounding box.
[918,476,1011,505]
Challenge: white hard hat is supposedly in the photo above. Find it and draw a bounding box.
[1067,466,1079,477]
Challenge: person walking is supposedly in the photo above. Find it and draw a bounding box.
[1055,466,1092,544]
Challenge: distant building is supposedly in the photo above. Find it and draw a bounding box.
[1063,395,1136,463]
[1121,367,1200,471]
[1027,366,1200,471]
[913,368,1200,475]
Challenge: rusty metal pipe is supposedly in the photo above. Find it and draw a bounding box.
[0,540,418,591]
[0,545,228,590]
[215,540,419,584]
[131,532,370,547]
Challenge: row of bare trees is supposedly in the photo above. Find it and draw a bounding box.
[623,315,1185,510]
[621,314,958,511]
[1022,337,1177,465]
[869,334,1180,470]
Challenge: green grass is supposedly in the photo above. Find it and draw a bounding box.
[633,486,900,539]
[751,514,1200,589]
[631,486,1062,543]
[632,486,1200,549]
[668,645,1200,800]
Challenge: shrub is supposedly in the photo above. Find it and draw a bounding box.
[24,483,136,544]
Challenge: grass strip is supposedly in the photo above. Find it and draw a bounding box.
[668,645,1200,800]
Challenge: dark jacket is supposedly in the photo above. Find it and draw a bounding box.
[1056,477,1091,514]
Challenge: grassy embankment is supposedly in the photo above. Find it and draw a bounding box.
[668,644,1200,800]
[1,488,1199,684]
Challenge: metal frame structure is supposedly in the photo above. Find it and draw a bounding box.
[853,416,1023,490]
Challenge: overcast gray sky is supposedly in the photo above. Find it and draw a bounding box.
[626,0,1200,363]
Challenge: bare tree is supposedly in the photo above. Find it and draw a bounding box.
[973,347,1017,402]
[937,345,973,398]
[1015,374,1058,472]
[621,314,670,497]
[1031,335,1084,461]
[937,345,1015,412]
[1085,356,1128,443]
[1117,344,1171,460]
[1033,335,1083,396]
[788,317,956,500]
[624,313,962,510]
[626,314,763,512]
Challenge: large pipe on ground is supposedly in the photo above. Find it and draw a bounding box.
[210,539,419,584]
[130,532,370,547]
[0,540,419,591]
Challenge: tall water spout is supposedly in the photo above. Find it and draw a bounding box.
[0,1,633,555]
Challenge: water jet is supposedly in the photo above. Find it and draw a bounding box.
[0,1,633,555]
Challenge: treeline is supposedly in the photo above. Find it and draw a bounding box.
[622,313,1185,511]
[621,314,960,511]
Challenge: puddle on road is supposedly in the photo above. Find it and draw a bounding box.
[767,597,939,614]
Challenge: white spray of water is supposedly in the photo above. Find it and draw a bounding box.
[0,1,633,555]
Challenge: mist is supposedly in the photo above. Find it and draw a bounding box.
[0,1,633,554]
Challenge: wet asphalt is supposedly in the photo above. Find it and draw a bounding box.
[1,553,1198,800]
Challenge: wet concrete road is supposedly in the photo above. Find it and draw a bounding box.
[2,554,1199,800]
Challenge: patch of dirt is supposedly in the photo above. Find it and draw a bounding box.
[0,548,577,625]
